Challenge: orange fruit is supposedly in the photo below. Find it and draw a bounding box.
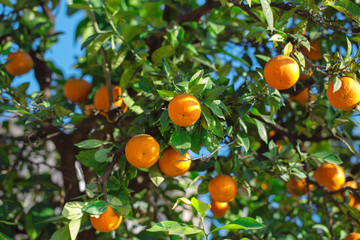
[94,85,125,114]
[300,40,322,61]
[276,142,283,153]
[326,76,360,111]
[158,147,191,177]
[210,200,230,217]
[5,51,33,76]
[344,181,358,207]
[168,93,201,127]
[125,134,160,168]
[345,233,360,240]
[90,206,122,232]
[264,55,300,90]
[290,88,310,107]
[299,67,313,81]
[63,79,91,103]
[314,163,345,191]
[84,104,95,116]
[286,177,312,197]
[208,175,237,202]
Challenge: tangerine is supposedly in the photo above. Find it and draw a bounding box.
[290,88,310,107]
[63,78,91,103]
[345,233,360,240]
[286,177,312,197]
[158,147,191,177]
[168,93,201,126]
[125,134,160,168]
[314,163,345,191]
[326,76,360,111]
[210,200,230,217]
[90,205,122,232]
[5,51,33,76]
[345,181,358,207]
[264,55,300,90]
[208,175,237,202]
[301,40,322,61]
[94,85,125,114]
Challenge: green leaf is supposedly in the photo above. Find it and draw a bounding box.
[189,84,206,96]
[69,219,81,240]
[183,43,199,55]
[189,70,204,83]
[147,221,202,235]
[235,133,250,152]
[204,86,226,101]
[149,164,165,186]
[346,37,352,58]
[81,33,100,50]
[205,101,224,119]
[68,4,93,10]
[120,61,144,88]
[260,0,274,32]
[172,197,192,210]
[74,139,110,149]
[312,224,331,237]
[151,45,175,65]
[211,217,265,233]
[94,148,113,162]
[254,119,268,144]
[62,202,85,220]
[325,0,360,25]
[190,197,210,218]
[82,201,107,215]
[0,220,17,225]
[197,180,210,194]
[49,226,70,240]
[283,42,293,55]
[310,152,342,164]
[160,110,170,133]
[0,106,32,116]
[169,129,191,155]
[332,77,342,93]
[157,90,178,101]
[113,204,132,217]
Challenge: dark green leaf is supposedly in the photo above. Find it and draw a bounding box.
[157,90,178,101]
[254,119,268,144]
[310,152,342,164]
[204,86,226,101]
[82,201,107,215]
[169,129,191,155]
[149,163,164,186]
[151,45,175,65]
[75,139,110,149]
[190,197,210,218]
[160,110,170,133]
[147,221,202,235]
[94,148,113,162]
[211,217,265,233]
[235,133,250,152]
[49,226,70,240]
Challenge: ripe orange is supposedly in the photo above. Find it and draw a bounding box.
[276,142,282,153]
[301,40,322,61]
[314,163,345,191]
[158,147,191,177]
[208,175,237,202]
[344,181,358,207]
[90,205,122,232]
[264,55,300,90]
[290,88,310,107]
[63,79,91,103]
[125,134,160,168]
[326,76,360,111]
[286,177,312,197]
[5,51,33,76]
[345,233,360,240]
[210,200,230,217]
[94,85,126,114]
[168,93,201,127]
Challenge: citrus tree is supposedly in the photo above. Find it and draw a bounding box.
[2,0,360,239]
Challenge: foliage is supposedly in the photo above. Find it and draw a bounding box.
[1,0,360,239]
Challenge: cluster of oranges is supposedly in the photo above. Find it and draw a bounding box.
[208,175,237,217]
[90,93,201,232]
[286,163,360,211]
[263,41,360,111]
